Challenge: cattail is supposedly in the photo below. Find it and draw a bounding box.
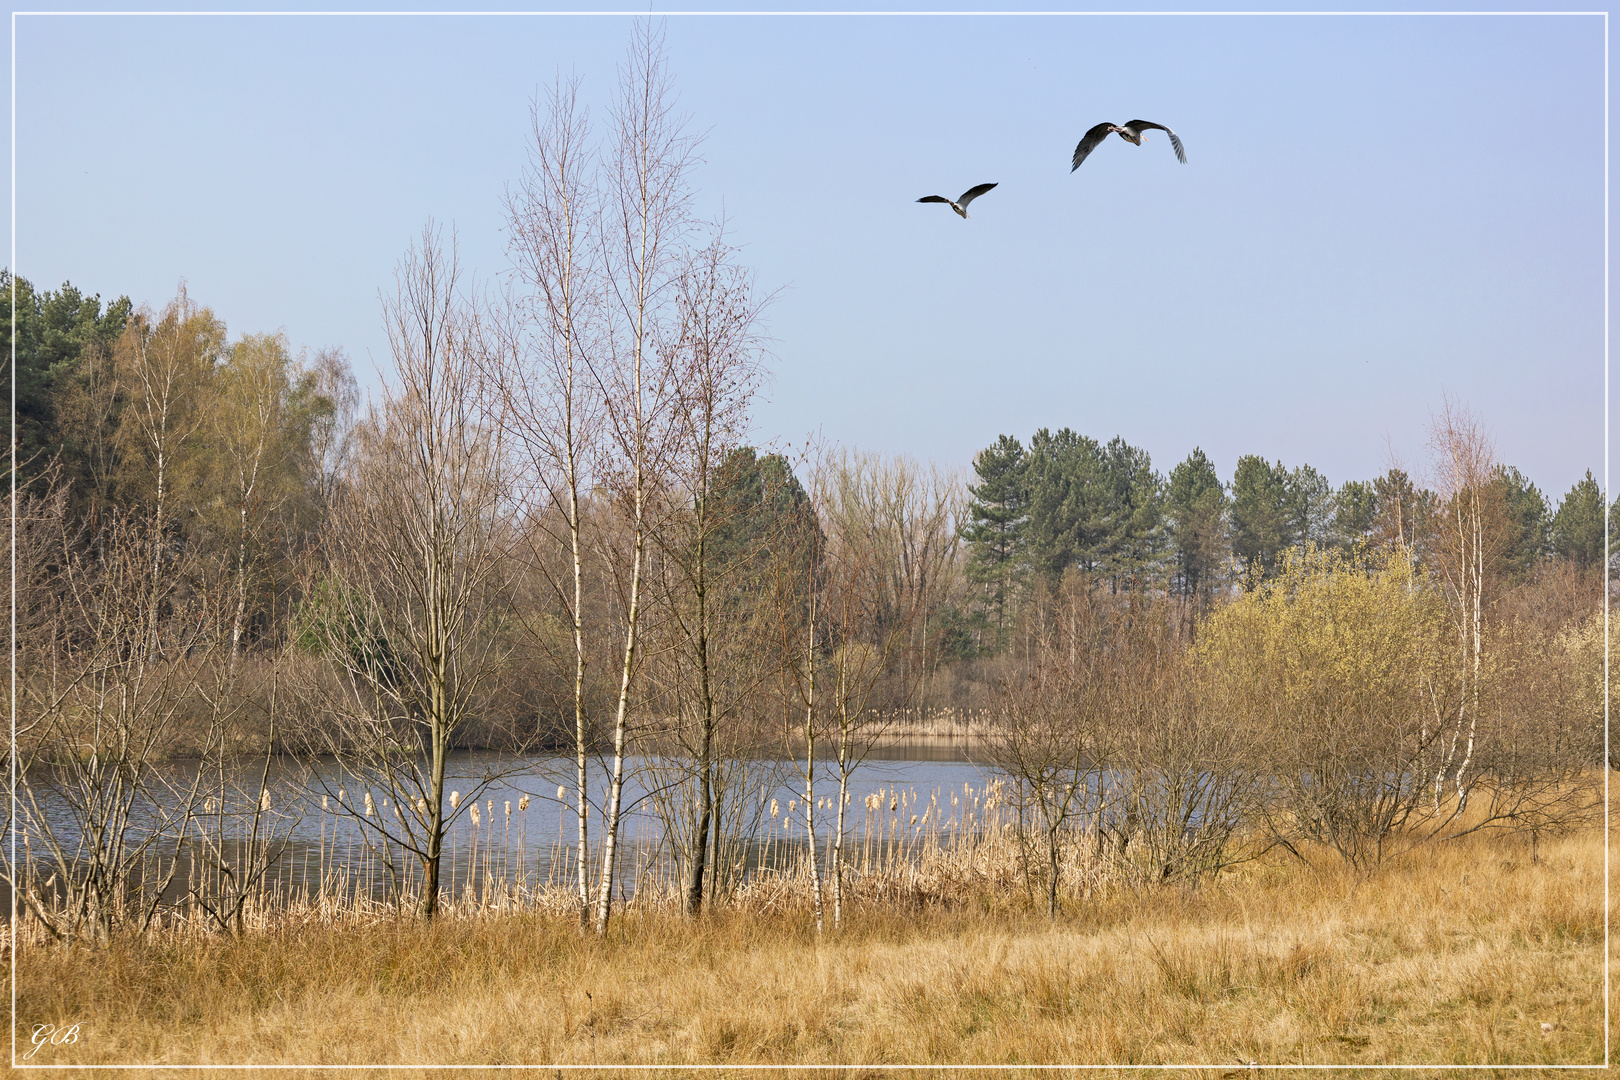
[322,795,329,812]
[504,800,511,820]
[770,799,780,818]
[788,799,797,814]
[890,798,898,813]
[338,788,346,803]
[416,798,427,815]
[911,815,918,827]
[471,803,481,827]
[450,791,461,811]
[364,791,375,817]
[783,816,790,830]
[519,795,530,812]
[557,786,566,802]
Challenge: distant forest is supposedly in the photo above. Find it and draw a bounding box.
[4,268,1609,682]
[958,426,1609,656]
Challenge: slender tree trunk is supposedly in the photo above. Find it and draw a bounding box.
[570,477,591,930]
[833,730,851,931]
[685,516,715,915]
[595,494,645,936]
[804,594,823,936]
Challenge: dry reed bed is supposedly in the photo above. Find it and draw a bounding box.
[16,826,1608,1077]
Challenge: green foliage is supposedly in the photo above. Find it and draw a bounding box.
[1332,479,1378,550]
[1371,467,1436,557]
[1228,455,1294,587]
[0,271,132,485]
[707,447,821,609]
[294,575,403,691]
[1285,464,1333,558]
[961,434,1028,651]
[1551,470,1605,569]
[1021,427,1166,589]
[1497,465,1550,577]
[1098,436,1167,591]
[1165,447,1226,603]
[1023,427,1101,579]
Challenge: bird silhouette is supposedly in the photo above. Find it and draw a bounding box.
[917,182,998,219]
[1071,121,1187,170]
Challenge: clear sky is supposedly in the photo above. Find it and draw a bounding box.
[10,5,1608,505]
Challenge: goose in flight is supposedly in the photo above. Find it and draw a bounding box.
[1071,121,1187,171]
[917,182,998,218]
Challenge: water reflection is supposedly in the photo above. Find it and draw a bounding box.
[21,741,1000,914]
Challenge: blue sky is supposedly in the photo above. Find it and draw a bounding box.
[10,5,1608,504]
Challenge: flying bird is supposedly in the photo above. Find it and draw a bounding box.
[917,182,998,218]
[1071,121,1187,171]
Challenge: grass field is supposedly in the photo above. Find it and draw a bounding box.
[14,822,1609,1078]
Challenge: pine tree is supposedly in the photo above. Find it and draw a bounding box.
[1230,455,1294,587]
[1551,470,1605,569]
[1166,448,1227,608]
[1332,480,1378,550]
[1497,465,1550,577]
[1097,436,1166,592]
[1286,464,1333,557]
[962,434,1028,652]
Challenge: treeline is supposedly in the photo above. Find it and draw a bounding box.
[8,23,1607,945]
[8,26,970,944]
[5,272,355,637]
[973,404,1607,916]
[961,425,1610,651]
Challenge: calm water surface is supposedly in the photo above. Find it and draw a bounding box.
[26,740,1004,907]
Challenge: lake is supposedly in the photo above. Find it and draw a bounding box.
[19,739,1007,914]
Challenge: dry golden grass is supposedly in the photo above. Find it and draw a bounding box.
[15,823,1608,1079]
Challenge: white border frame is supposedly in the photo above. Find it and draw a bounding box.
[9,8,1607,1075]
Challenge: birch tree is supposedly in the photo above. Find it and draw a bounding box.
[501,75,609,929]
[1426,400,1506,811]
[586,20,699,936]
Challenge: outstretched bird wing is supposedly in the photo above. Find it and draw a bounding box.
[1126,120,1187,164]
[1071,122,1118,171]
[917,195,952,204]
[956,182,998,208]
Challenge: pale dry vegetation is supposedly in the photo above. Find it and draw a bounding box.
[18,812,1607,1076]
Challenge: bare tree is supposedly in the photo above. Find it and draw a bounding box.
[500,74,608,929]
[305,346,359,513]
[12,504,213,943]
[814,452,938,929]
[774,476,828,934]
[989,576,1118,918]
[648,234,769,916]
[1105,607,1262,886]
[296,226,514,919]
[1426,399,1506,811]
[586,20,697,936]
